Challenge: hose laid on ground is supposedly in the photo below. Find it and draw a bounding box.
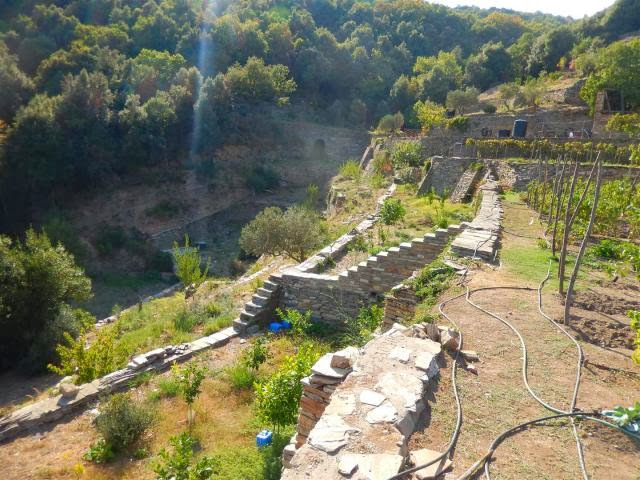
[464,281,588,479]
[387,277,632,480]
[386,289,467,480]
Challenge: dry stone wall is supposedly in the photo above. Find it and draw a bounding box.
[274,225,462,327]
[281,324,443,480]
[451,179,502,261]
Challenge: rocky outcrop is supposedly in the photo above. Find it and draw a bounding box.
[282,324,443,480]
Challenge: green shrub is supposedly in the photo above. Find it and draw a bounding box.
[316,255,336,272]
[254,342,320,431]
[277,308,312,336]
[482,103,497,114]
[342,304,384,346]
[172,235,210,287]
[95,224,128,256]
[339,159,362,181]
[380,198,406,225]
[223,362,257,390]
[95,393,154,452]
[391,141,423,168]
[49,323,129,384]
[84,439,115,464]
[153,432,216,480]
[157,377,181,398]
[412,263,455,305]
[243,337,269,371]
[446,116,469,132]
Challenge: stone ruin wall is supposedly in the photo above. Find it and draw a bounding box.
[420,156,640,194]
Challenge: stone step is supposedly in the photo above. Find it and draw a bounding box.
[244,302,262,314]
[262,280,279,290]
[233,317,250,333]
[256,287,275,297]
[239,310,256,323]
[251,294,270,307]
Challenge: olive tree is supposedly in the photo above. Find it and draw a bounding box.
[239,205,325,262]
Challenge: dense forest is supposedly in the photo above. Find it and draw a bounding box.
[0,0,639,231]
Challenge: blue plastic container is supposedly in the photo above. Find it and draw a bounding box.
[280,320,292,330]
[256,429,273,447]
[268,322,282,333]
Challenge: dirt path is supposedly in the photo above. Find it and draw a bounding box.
[410,196,640,479]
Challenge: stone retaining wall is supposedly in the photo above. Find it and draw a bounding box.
[281,324,444,480]
[382,282,420,330]
[274,225,462,327]
[451,179,502,261]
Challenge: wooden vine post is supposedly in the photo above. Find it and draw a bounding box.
[564,157,603,325]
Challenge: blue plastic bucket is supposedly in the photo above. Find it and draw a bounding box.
[256,429,273,447]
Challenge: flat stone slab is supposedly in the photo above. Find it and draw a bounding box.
[341,453,404,480]
[359,389,386,407]
[325,393,356,416]
[389,346,411,363]
[365,401,398,424]
[415,352,439,378]
[308,415,360,454]
[312,354,352,379]
[410,448,453,480]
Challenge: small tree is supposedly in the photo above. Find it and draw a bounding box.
[391,141,423,168]
[254,342,318,432]
[498,82,520,111]
[239,206,325,262]
[445,87,479,114]
[380,198,406,225]
[243,337,269,371]
[172,362,207,427]
[172,235,210,288]
[519,78,544,111]
[414,100,446,132]
[153,432,216,480]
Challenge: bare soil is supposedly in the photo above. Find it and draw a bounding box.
[408,197,640,479]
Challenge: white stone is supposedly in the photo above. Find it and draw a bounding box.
[389,346,411,363]
[59,383,80,398]
[331,346,359,369]
[312,353,352,379]
[366,401,398,424]
[344,454,404,480]
[308,415,360,454]
[338,455,359,476]
[359,389,386,407]
[415,352,439,379]
[461,350,480,362]
[325,393,356,416]
[409,448,453,480]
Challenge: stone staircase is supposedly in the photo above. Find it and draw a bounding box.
[449,165,484,203]
[336,226,461,297]
[232,277,282,333]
